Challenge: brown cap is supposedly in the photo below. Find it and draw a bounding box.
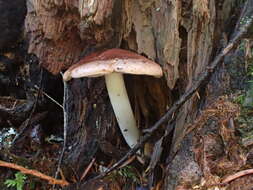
[63,48,163,81]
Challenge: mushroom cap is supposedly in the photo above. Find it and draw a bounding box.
[63,48,163,81]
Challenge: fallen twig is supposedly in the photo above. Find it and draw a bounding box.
[53,72,69,189]
[222,168,253,184]
[206,168,253,187]
[34,85,63,109]
[80,158,96,180]
[91,3,253,181]
[0,160,69,186]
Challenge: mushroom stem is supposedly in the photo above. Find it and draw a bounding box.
[105,72,140,148]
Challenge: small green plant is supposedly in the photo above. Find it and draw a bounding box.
[234,94,245,105]
[117,166,140,183]
[4,172,27,190]
[247,65,253,76]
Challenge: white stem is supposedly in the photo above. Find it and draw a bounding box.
[105,73,140,148]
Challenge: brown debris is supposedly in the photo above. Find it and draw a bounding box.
[186,97,240,135]
[191,97,248,187]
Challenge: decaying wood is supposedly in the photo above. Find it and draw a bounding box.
[123,0,182,89]
[172,0,216,155]
[25,0,119,74]
[62,78,117,176]
[90,9,253,182]
[24,0,169,179]
[151,0,182,89]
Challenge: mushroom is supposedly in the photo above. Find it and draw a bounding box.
[63,48,163,148]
